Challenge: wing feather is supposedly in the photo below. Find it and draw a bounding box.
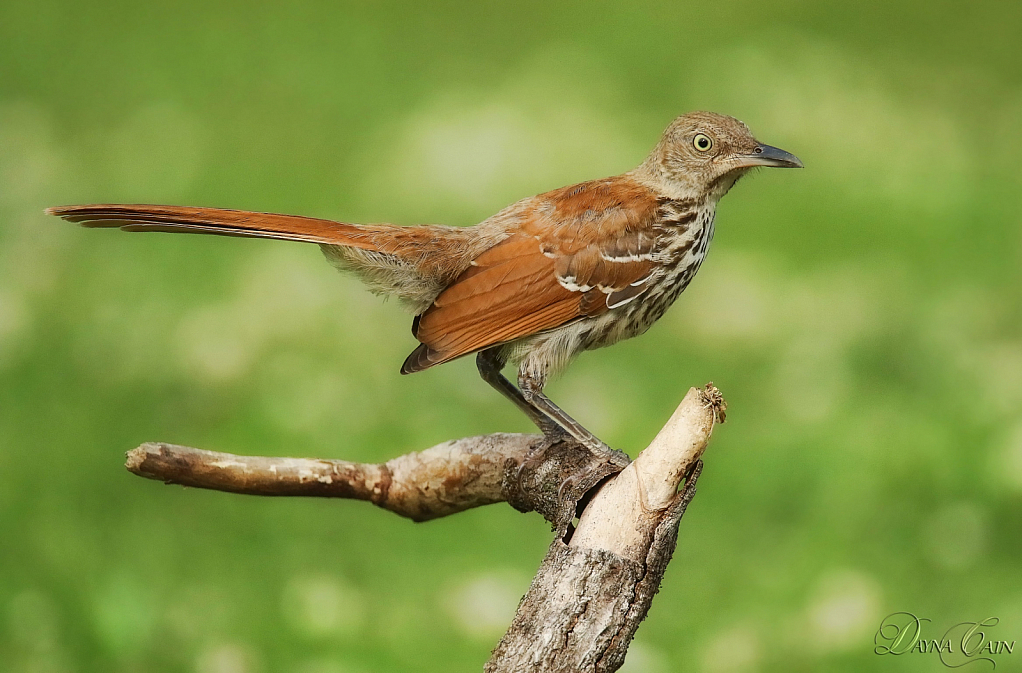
[402,176,665,372]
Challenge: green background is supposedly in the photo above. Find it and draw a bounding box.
[2,1,1021,671]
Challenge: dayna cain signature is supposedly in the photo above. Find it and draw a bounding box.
[875,612,1015,669]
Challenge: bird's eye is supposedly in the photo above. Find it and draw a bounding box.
[693,133,713,152]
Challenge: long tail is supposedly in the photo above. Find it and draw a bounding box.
[47,203,479,313]
[46,204,377,247]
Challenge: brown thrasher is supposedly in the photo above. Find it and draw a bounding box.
[49,111,801,464]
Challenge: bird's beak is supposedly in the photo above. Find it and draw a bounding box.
[736,143,803,169]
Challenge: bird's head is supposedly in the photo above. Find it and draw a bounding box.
[641,111,802,201]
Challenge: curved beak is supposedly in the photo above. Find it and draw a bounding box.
[737,143,803,169]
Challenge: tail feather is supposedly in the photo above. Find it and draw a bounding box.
[48,203,481,314]
[46,204,375,248]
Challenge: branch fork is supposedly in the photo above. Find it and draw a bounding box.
[126,384,726,672]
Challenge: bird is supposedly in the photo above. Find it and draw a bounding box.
[48,111,801,465]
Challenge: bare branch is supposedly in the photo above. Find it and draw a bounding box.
[569,384,719,561]
[486,384,724,672]
[126,433,539,522]
[123,383,727,672]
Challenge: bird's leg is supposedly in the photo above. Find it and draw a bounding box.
[475,351,565,438]
[518,370,630,469]
[477,351,569,487]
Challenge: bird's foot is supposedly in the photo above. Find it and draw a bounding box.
[514,446,544,487]
[502,426,632,538]
[514,432,565,489]
[554,446,628,505]
[578,436,631,469]
[550,433,630,505]
[512,429,622,495]
[557,473,580,504]
[513,429,629,495]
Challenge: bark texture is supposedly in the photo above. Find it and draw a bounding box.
[484,466,700,672]
[501,437,630,537]
[126,433,539,521]
[123,383,726,672]
[485,385,722,672]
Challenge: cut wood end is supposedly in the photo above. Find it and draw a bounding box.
[124,445,149,473]
[125,442,169,476]
[569,385,724,558]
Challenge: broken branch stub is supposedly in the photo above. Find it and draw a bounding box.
[569,385,719,560]
[484,385,722,672]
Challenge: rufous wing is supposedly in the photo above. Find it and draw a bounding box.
[402,176,661,373]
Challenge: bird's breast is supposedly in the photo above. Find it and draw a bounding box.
[504,202,717,373]
[599,205,716,344]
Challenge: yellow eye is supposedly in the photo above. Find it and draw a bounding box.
[693,133,713,152]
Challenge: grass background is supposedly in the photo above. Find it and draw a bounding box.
[2,1,1021,671]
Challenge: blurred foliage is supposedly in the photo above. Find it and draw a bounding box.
[2,1,1021,671]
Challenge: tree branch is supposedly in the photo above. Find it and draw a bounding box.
[569,384,720,560]
[123,383,726,672]
[126,433,539,522]
[485,385,724,672]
